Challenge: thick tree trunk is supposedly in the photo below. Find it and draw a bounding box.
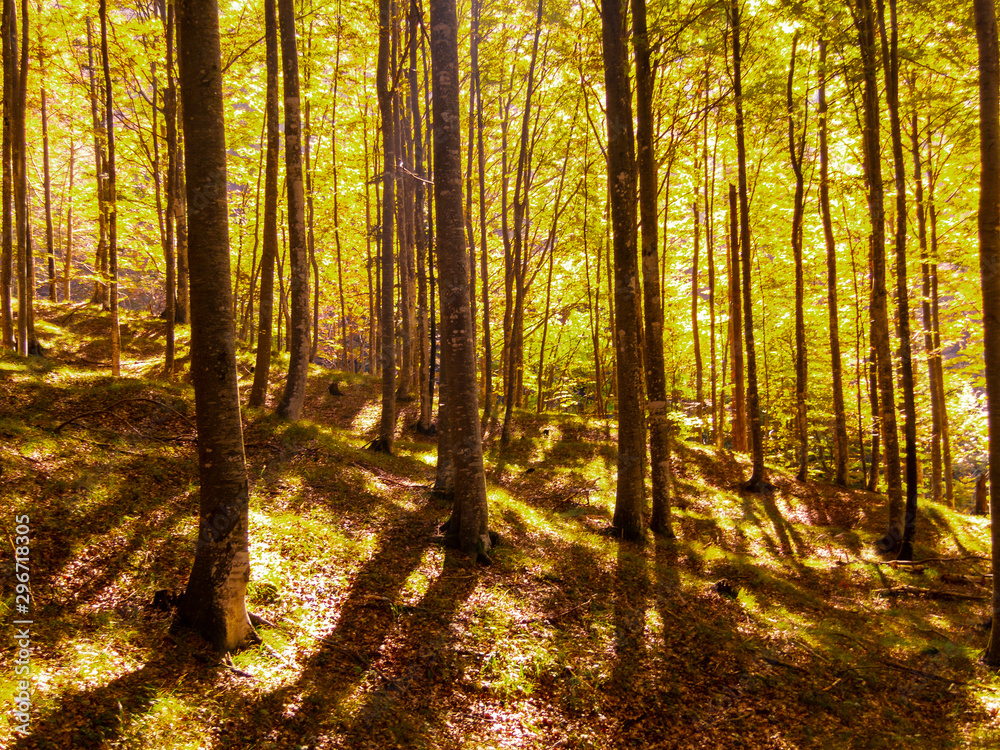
[373,0,396,452]
[975,0,1000,666]
[275,0,310,420]
[248,0,279,409]
[732,0,767,491]
[175,0,256,653]
[603,0,645,540]
[819,37,849,487]
[855,0,904,551]
[787,33,808,483]
[99,0,120,376]
[632,0,672,536]
[430,0,491,559]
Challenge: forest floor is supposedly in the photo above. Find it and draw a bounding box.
[1,302,1000,749]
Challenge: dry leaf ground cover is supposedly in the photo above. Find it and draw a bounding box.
[2,303,1000,749]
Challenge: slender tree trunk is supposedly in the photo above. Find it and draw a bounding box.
[603,0,645,540]
[1,0,14,348]
[373,0,396,452]
[38,20,54,302]
[927,163,954,505]
[974,0,1000,666]
[634,0,672,536]
[729,183,746,452]
[175,0,256,653]
[331,4,347,371]
[787,33,808,482]
[912,108,942,504]
[692,199,704,438]
[99,0,120,375]
[501,0,543,445]
[174,120,189,325]
[248,0,279,408]
[85,17,107,310]
[856,0,904,551]
[62,141,74,302]
[819,37,849,487]
[878,0,918,558]
[12,0,26,354]
[473,0,491,432]
[430,0,491,559]
[275,0,310,420]
[732,0,767,490]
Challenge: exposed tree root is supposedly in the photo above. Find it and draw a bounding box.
[364,436,392,454]
[741,477,774,494]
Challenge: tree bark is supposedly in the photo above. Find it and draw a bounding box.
[729,183,746,452]
[62,140,74,303]
[1,0,15,348]
[275,0,310,421]
[732,0,767,491]
[248,0,279,409]
[12,0,27,354]
[175,0,256,653]
[855,0,904,551]
[430,0,491,560]
[38,18,54,302]
[975,0,1000,666]
[603,0,645,540]
[819,37,849,487]
[85,17,107,310]
[99,0,120,376]
[372,0,396,452]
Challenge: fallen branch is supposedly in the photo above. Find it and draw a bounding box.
[877,658,967,686]
[54,397,195,432]
[219,653,253,679]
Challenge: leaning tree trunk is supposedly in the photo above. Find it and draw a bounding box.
[430,0,491,560]
[603,0,645,540]
[99,0,120,377]
[633,0,672,537]
[275,0,310,420]
[372,0,396,452]
[975,0,1000,667]
[732,0,767,491]
[248,0,279,409]
[819,37,849,487]
[855,0,904,552]
[175,0,257,653]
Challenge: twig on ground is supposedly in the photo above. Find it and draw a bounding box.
[219,653,253,679]
[54,397,196,432]
[873,585,988,601]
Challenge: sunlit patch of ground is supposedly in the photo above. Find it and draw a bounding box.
[2,306,1000,749]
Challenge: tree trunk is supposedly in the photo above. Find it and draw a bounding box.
[248,0,279,408]
[732,0,767,491]
[729,183,746,452]
[275,0,310,421]
[855,0,904,552]
[787,33,808,482]
[11,0,26,354]
[819,37,849,487]
[99,0,120,376]
[633,0,672,536]
[159,8,177,374]
[38,20,54,302]
[372,0,396,452]
[175,0,256,653]
[430,0,491,560]
[927,169,954,506]
[62,141,74,303]
[692,199,704,439]
[878,0,918,559]
[603,0,645,540]
[473,0,491,433]
[85,17,107,310]
[1,0,14,348]
[975,0,1000,666]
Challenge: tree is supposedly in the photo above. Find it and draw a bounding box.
[175,0,257,653]
[100,0,121,377]
[632,0,672,537]
[732,0,767,492]
[603,0,645,540]
[975,0,1000,668]
[248,0,280,409]
[430,0,491,561]
[275,0,310,421]
[1,0,14,349]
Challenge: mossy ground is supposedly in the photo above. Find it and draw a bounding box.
[1,303,999,748]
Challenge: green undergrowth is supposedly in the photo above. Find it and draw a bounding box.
[1,304,999,749]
